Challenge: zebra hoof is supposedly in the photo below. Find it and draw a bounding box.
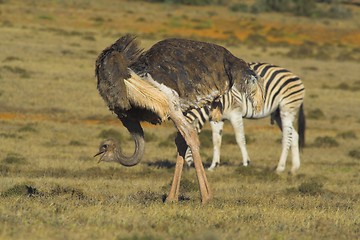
[290,168,299,175]
[208,162,219,171]
[243,160,250,166]
[275,166,285,174]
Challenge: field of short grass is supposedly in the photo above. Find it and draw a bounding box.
[0,0,359,239]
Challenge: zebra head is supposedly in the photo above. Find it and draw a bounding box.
[243,70,265,113]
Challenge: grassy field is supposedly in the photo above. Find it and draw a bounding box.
[0,0,359,239]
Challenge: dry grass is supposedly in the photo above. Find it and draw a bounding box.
[0,0,359,239]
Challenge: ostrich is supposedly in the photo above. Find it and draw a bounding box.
[94,34,261,204]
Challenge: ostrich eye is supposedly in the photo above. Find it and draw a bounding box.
[102,144,108,150]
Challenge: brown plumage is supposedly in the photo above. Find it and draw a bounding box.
[94,34,258,204]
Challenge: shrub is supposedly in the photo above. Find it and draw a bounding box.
[50,185,87,200]
[336,131,357,140]
[69,140,86,146]
[2,153,27,165]
[286,44,315,59]
[252,0,317,16]
[146,0,218,5]
[1,65,31,78]
[1,184,39,197]
[127,190,162,205]
[349,150,360,160]
[229,3,249,12]
[312,136,339,148]
[298,180,324,196]
[18,124,37,132]
[327,3,352,19]
[254,0,292,12]
[307,108,325,120]
[335,82,350,90]
[244,33,268,46]
[98,129,124,141]
[292,0,316,16]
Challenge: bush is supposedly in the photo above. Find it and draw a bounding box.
[307,108,325,120]
[327,3,352,19]
[97,129,124,141]
[251,0,352,18]
[298,180,324,196]
[293,0,316,16]
[145,0,218,5]
[312,136,339,148]
[336,131,357,140]
[229,3,249,12]
[1,184,39,197]
[254,0,292,12]
[349,150,360,160]
[2,153,27,165]
[18,124,37,132]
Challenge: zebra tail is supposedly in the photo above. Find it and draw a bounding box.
[298,103,306,150]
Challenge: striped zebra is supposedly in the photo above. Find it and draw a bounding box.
[185,62,305,174]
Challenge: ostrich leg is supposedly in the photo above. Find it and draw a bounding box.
[166,133,186,202]
[168,107,212,204]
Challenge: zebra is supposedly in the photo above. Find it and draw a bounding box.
[185,62,305,174]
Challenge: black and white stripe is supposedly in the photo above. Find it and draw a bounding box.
[185,62,305,174]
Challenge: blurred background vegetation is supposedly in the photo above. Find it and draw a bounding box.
[145,0,354,19]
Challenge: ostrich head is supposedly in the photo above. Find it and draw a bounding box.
[94,139,117,163]
[94,118,145,167]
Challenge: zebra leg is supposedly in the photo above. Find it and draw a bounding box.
[209,120,224,170]
[184,147,193,167]
[276,111,296,173]
[229,110,250,166]
[290,127,300,174]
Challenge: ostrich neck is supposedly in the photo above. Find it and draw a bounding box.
[113,132,145,167]
[114,117,145,167]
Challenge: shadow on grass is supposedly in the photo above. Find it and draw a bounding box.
[147,159,175,169]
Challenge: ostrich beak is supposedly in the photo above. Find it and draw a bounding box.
[94,150,105,163]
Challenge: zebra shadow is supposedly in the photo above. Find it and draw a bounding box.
[147,159,175,169]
